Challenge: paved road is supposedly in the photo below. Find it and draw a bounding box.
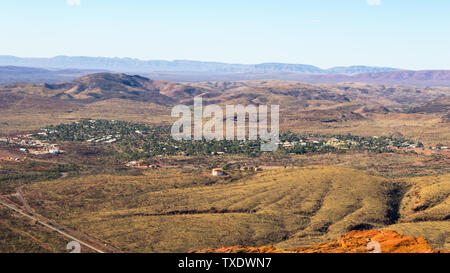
[0,197,105,253]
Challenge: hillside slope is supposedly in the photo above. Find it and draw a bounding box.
[193,230,448,253]
[1,73,448,109]
[0,73,189,104]
[21,167,449,252]
[0,73,448,144]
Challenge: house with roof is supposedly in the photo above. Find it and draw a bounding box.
[212,168,224,176]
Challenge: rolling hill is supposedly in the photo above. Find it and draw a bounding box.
[4,72,448,109]
[0,72,448,143]
[2,62,450,87]
[177,70,450,87]
[193,230,447,253]
[21,167,449,252]
[0,72,448,253]
[333,70,450,87]
[0,73,202,104]
[1,73,447,116]
[408,96,450,114]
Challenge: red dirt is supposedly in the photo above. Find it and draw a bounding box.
[193,230,449,253]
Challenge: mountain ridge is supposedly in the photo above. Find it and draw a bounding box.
[0,55,399,74]
[2,64,450,87]
[0,72,448,131]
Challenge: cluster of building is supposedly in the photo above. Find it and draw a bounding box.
[86,135,120,144]
[0,156,22,162]
[125,160,161,169]
[278,136,430,151]
[432,145,449,150]
[277,140,319,148]
[25,145,62,155]
[0,134,63,156]
[276,138,351,149]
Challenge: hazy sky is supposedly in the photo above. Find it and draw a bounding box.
[1,0,450,69]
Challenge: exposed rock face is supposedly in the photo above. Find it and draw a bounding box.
[291,230,438,253]
[193,230,448,253]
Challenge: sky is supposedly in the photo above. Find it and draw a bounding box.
[1,0,450,70]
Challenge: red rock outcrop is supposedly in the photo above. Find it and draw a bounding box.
[193,230,448,253]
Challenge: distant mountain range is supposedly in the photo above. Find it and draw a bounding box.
[0,65,107,84]
[1,56,450,86]
[0,55,399,74]
[141,70,450,86]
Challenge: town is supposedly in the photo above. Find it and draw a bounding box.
[0,133,62,157]
[2,120,444,161]
[2,119,448,161]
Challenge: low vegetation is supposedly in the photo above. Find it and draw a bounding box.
[21,166,449,252]
[32,120,423,160]
[0,161,75,195]
[0,207,68,253]
[0,74,448,253]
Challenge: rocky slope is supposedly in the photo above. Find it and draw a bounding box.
[0,73,203,105]
[192,230,449,253]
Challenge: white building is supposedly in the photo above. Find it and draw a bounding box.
[212,168,224,176]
